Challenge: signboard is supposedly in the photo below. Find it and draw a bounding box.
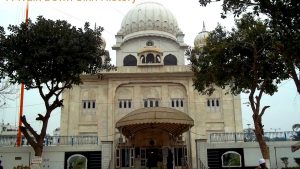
[31,156,42,164]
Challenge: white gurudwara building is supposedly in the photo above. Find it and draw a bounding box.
[60,2,243,169]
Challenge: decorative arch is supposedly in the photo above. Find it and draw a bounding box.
[146,53,155,63]
[67,154,88,169]
[164,54,177,65]
[123,55,137,66]
[221,151,242,167]
[116,87,133,100]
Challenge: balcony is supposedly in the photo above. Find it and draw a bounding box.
[0,135,99,147]
[209,131,298,143]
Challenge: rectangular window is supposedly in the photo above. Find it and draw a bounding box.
[174,148,183,166]
[119,99,132,109]
[92,101,95,108]
[171,98,184,108]
[82,100,96,109]
[150,100,153,107]
[207,98,220,107]
[155,100,159,107]
[144,99,160,108]
[116,149,120,168]
[82,100,96,114]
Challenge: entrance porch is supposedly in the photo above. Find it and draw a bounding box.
[115,107,194,169]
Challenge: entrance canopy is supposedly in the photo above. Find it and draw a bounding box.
[292,142,300,152]
[116,107,194,138]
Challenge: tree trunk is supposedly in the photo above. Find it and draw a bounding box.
[30,141,43,169]
[253,113,270,159]
[249,86,270,168]
[290,68,300,94]
[33,144,43,156]
[20,116,46,169]
[292,76,300,95]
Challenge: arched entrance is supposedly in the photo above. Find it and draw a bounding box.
[115,107,194,169]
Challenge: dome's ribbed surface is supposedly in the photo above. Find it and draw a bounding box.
[118,2,180,37]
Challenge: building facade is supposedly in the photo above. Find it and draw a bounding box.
[60,2,243,169]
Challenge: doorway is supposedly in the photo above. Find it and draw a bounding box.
[146,148,162,169]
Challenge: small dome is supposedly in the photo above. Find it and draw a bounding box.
[194,22,209,47]
[118,2,181,39]
[100,36,106,49]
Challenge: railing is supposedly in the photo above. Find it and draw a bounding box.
[107,159,112,169]
[198,158,208,169]
[182,158,192,169]
[209,131,297,143]
[0,135,99,147]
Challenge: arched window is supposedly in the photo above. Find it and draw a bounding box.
[155,100,159,107]
[164,54,177,65]
[156,55,161,63]
[221,151,242,167]
[67,154,88,169]
[146,53,155,63]
[141,55,145,63]
[150,100,153,107]
[123,55,137,66]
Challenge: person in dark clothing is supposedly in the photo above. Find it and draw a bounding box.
[147,152,155,169]
[255,158,268,169]
[167,149,173,169]
[0,160,3,169]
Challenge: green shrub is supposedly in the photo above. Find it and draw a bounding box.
[13,165,30,169]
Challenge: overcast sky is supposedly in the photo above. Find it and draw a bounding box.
[0,0,299,134]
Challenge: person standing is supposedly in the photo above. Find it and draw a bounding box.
[0,160,3,169]
[256,158,268,169]
[147,152,154,169]
[167,149,173,169]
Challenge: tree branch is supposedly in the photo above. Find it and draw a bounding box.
[21,115,39,140]
[20,126,37,147]
[36,113,44,121]
[45,82,51,92]
[258,81,266,99]
[260,105,270,117]
[255,80,267,111]
[290,68,300,94]
[37,84,46,101]
[249,87,256,113]
[249,44,260,114]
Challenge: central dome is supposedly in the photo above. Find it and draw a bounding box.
[118,2,181,39]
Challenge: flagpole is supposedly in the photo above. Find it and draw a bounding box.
[16,0,29,147]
